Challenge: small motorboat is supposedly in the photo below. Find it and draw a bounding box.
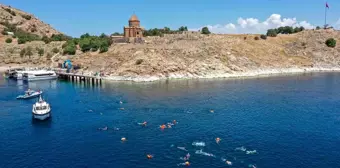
[32,95,51,120]
[17,90,43,99]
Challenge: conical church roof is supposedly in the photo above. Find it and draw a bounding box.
[129,14,139,21]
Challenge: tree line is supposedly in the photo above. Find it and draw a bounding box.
[267,26,305,37]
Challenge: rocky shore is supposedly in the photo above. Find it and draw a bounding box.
[1,29,340,82]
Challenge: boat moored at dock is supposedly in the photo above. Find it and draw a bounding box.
[23,70,58,81]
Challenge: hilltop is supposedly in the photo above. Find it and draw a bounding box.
[0,4,60,37]
[0,4,340,81]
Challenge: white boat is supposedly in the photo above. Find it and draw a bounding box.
[32,95,51,120]
[13,70,29,80]
[17,90,43,99]
[23,70,58,81]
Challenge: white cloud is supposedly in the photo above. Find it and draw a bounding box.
[335,19,340,29]
[190,14,315,34]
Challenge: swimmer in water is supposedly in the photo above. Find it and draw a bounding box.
[146,154,153,159]
[185,161,190,166]
[215,137,221,144]
[119,100,123,104]
[121,137,126,142]
[210,109,214,113]
[167,124,172,128]
[173,120,177,124]
[184,153,190,161]
[226,161,232,165]
[98,126,108,131]
[160,124,166,129]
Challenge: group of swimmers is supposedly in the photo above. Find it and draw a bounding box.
[160,120,177,129]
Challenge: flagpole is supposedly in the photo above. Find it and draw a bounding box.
[324,3,327,28]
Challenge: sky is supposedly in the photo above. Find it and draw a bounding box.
[2,0,340,37]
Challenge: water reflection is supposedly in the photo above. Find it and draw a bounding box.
[31,117,52,128]
[27,80,57,89]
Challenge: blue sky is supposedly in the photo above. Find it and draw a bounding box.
[2,0,340,36]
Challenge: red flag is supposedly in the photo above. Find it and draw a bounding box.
[326,2,329,8]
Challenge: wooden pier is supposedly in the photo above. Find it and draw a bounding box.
[57,72,102,85]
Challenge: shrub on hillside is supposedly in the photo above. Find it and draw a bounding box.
[267,29,277,37]
[254,36,260,40]
[46,52,52,60]
[63,41,77,55]
[18,38,26,44]
[1,30,8,35]
[260,34,267,40]
[26,46,33,58]
[5,38,12,43]
[201,27,211,35]
[316,26,321,30]
[42,36,51,44]
[325,38,336,48]
[244,37,247,40]
[22,14,32,20]
[52,48,60,53]
[135,59,143,65]
[99,46,108,53]
[20,48,26,57]
[4,8,16,16]
[38,48,44,56]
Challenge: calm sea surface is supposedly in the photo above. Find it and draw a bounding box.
[0,73,340,168]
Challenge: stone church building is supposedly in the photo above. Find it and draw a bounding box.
[124,14,144,38]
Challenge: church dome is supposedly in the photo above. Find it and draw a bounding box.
[129,14,139,21]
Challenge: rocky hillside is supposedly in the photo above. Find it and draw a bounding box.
[66,29,340,80]
[0,4,60,37]
[0,4,339,81]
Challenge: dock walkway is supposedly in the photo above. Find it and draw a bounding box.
[57,72,102,85]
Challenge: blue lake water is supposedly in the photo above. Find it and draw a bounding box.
[1,73,340,168]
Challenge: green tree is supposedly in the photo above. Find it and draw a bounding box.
[63,42,77,55]
[80,33,90,39]
[99,46,108,53]
[316,26,321,30]
[201,27,211,34]
[267,29,277,37]
[79,38,91,52]
[178,26,188,32]
[112,32,121,36]
[38,48,44,56]
[5,38,12,43]
[325,38,336,48]
[18,38,26,44]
